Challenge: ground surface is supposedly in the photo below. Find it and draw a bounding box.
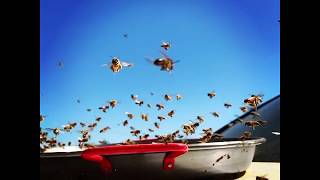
[236,162,280,180]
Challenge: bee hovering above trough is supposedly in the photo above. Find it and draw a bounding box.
[101,57,133,73]
[244,94,264,111]
[146,51,179,72]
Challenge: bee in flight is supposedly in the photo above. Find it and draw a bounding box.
[244,94,264,111]
[156,103,165,110]
[99,126,111,133]
[168,110,175,117]
[157,116,166,121]
[146,51,179,72]
[101,57,133,73]
[125,112,134,119]
[176,94,182,100]
[161,41,171,50]
[224,103,232,109]
[211,112,219,118]
[207,91,216,99]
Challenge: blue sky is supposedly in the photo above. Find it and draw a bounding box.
[40,0,280,144]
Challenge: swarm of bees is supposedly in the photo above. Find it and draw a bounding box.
[102,57,133,73]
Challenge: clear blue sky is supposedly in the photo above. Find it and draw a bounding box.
[40,0,280,144]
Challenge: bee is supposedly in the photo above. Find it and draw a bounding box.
[216,155,224,163]
[176,94,182,100]
[146,51,179,72]
[99,126,111,133]
[123,33,128,38]
[182,122,199,135]
[83,143,96,149]
[139,134,150,140]
[58,142,66,148]
[125,112,134,119]
[148,128,154,132]
[154,122,160,129]
[99,105,109,113]
[95,117,102,122]
[130,130,141,136]
[77,99,80,103]
[123,120,129,126]
[101,57,133,73]
[244,94,263,111]
[197,116,205,123]
[131,94,138,101]
[164,94,172,101]
[68,141,72,146]
[168,110,175,118]
[46,138,57,147]
[80,122,86,127]
[178,135,184,138]
[130,126,135,130]
[211,112,219,118]
[141,114,149,121]
[240,131,252,140]
[63,122,77,132]
[109,100,118,108]
[212,133,224,141]
[46,128,62,136]
[250,111,261,117]
[40,114,46,122]
[150,92,154,96]
[86,108,91,112]
[207,91,216,98]
[157,116,166,121]
[224,103,232,108]
[40,131,48,143]
[156,134,175,144]
[135,100,144,106]
[58,61,64,68]
[240,106,248,112]
[147,104,152,108]
[156,103,165,110]
[244,120,266,130]
[161,41,171,50]
[123,139,136,145]
[172,130,180,137]
[88,122,98,130]
[202,128,213,133]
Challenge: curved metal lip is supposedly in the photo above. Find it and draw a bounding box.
[187,137,266,151]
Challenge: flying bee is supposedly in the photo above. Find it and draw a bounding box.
[156,103,165,110]
[250,111,261,117]
[130,130,141,136]
[150,92,154,96]
[58,61,64,68]
[95,117,102,122]
[77,99,80,103]
[46,128,62,136]
[212,133,224,141]
[224,103,232,108]
[46,138,57,147]
[239,131,252,140]
[139,134,150,140]
[176,94,182,100]
[147,104,152,108]
[131,94,138,101]
[211,112,219,118]
[207,91,216,98]
[240,106,248,112]
[244,94,263,111]
[40,131,48,143]
[141,114,149,121]
[109,100,118,108]
[99,126,111,133]
[178,135,184,138]
[88,122,97,129]
[125,112,134,119]
[197,116,205,123]
[123,33,128,38]
[63,122,77,132]
[99,105,109,113]
[161,41,171,50]
[86,108,91,112]
[40,114,46,122]
[135,100,144,106]
[80,122,86,127]
[157,116,166,121]
[146,51,179,72]
[168,110,175,118]
[68,141,72,146]
[123,120,129,126]
[154,122,160,129]
[123,139,136,145]
[244,120,267,130]
[148,128,154,132]
[101,57,133,73]
[202,128,213,133]
[130,126,135,130]
[172,130,180,137]
[58,142,66,148]
[164,94,172,101]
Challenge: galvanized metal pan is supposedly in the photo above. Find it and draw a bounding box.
[40,137,265,180]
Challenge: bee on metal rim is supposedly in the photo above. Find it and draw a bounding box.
[156,103,165,110]
[157,116,166,121]
[240,106,248,112]
[125,112,134,119]
[224,103,232,108]
[135,100,144,106]
[168,110,175,118]
[101,57,133,73]
[212,133,224,141]
[58,142,66,148]
[139,134,150,141]
[99,105,109,113]
[83,143,96,149]
[154,122,160,129]
[207,91,216,98]
[131,94,138,101]
[123,120,129,126]
[40,114,46,122]
[109,100,118,108]
[176,94,182,100]
[211,112,219,118]
[161,41,171,51]
[99,126,111,133]
[145,51,180,72]
[141,114,149,121]
[164,94,172,101]
[244,94,263,111]
[130,130,141,137]
[148,128,154,132]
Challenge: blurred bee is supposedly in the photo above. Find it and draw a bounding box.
[83,143,96,149]
[130,130,141,136]
[99,105,109,113]
[101,57,133,73]
[148,128,154,132]
[157,116,166,121]
[77,99,80,103]
[161,41,171,50]
[125,112,134,119]
[40,131,48,143]
[202,128,213,134]
[147,104,152,108]
[211,112,219,118]
[172,130,180,137]
[224,103,232,108]
[240,106,248,112]
[207,91,216,98]
[156,103,165,110]
[154,122,160,129]
[256,175,269,180]
[46,138,57,147]
[244,94,263,111]
[123,139,136,145]
[178,135,184,138]
[63,122,77,132]
[239,131,252,140]
[139,134,150,140]
[86,108,91,112]
[46,128,62,136]
[123,120,129,126]
[250,111,261,117]
[95,117,102,122]
[176,94,182,100]
[156,134,175,144]
[40,114,46,122]
[164,94,172,101]
[197,116,205,123]
[146,51,179,72]
[88,122,98,130]
[109,100,118,108]
[99,126,111,133]
[131,94,138,101]
[58,142,66,148]
[150,92,154,96]
[182,122,199,135]
[130,126,135,130]
[141,114,149,121]
[80,122,86,127]
[168,110,175,118]
[244,120,267,130]
[68,141,72,146]
[135,100,144,106]
[58,61,64,68]
[212,133,224,141]
[123,33,128,38]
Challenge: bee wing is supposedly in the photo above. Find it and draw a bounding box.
[101,64,110,67]
[121,61,133,67]
[173,60,180,64]
[160,51,169,58]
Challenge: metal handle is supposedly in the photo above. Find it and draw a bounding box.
[81,143,188,174]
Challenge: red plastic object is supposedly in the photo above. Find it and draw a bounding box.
[81,143,188,174]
